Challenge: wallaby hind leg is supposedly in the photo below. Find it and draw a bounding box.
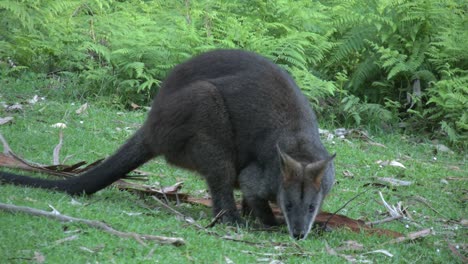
[180,81,242,225]
[191,144,241,224]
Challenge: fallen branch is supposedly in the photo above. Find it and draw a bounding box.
[0,202,185,246]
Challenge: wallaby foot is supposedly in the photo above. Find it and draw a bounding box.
[243,197,277,227]
[218,209,245,226]
[241,198,253,217]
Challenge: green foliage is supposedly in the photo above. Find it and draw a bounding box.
[0,0,466,147]
[322,0,467,148]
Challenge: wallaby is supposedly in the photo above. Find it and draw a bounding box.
[0,50,335,240]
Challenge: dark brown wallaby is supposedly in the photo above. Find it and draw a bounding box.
[0,50,335,239]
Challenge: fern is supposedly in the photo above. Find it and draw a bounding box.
[0,0,466,146]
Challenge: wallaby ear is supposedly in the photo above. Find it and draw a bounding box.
[305,153,336,190]
[277,145,299,183]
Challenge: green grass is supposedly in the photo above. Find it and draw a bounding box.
[0,80,466,263]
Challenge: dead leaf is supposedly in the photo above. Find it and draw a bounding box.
[51,123,67,129]
[446,176,466,181]
[434,144,454,154]
[375,177,412,187]
[6,103,23,112]
[161,182,184,193]
[79,244,105,253]
[318,128,330,135]
[75,103,88,115]
[123,211,143,216]
[268,260,285,264]
[33,251,46,263]
[54,234,79,245]
[79,246,95,253]
[314,212,403,237]
[225,256,235,264]
[325,242,371,263]
[48,204,61,215]
[336,240,364,251]
[447,166,461,171]
[376,160,406,169]
[362,249,393,257]
[28,95,39,105]
[367,141,387,148]
[343,170,354,178]
[70,198,83,206]
[0,116,13,125]
[334,128,347,138]
[130,102,141,110]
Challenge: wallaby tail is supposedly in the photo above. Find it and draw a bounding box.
[0,129,154,195]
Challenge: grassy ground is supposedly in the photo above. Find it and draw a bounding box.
[0,80,466,263]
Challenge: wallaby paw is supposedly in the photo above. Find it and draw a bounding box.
[215,210,246,227]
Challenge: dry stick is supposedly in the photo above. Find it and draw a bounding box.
[0,202,185,246]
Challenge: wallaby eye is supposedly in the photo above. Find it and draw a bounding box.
[308,205,315,213]
[286,203,293,212]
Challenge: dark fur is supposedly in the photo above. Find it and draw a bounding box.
[0,50,335,239]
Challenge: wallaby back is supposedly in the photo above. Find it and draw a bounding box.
[0,49,335,239]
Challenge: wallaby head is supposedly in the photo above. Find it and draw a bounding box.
[277,147,336,240]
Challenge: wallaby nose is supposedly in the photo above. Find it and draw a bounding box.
[292,229,305,240]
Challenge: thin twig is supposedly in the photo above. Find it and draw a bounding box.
[410,195,445,218]
[324,188,372,227]
[205,209,227,228]
[151,196,206,230]
[0,202,185,246]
